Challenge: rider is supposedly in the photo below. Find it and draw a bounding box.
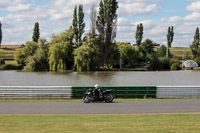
[94,84,103,99]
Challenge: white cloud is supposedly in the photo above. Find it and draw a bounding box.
[7,4,31,12]
[168,16,183,22]
[184,12,200,21]
[6,7,47,22]
[118,18,132,26]
[118,3,160,16]
[186,1,200,12]
[134,20,156,30]
[118,0,165,3]
[0,0,24,8]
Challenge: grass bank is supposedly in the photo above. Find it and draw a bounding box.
[0,98,200,102]
[0,114,199,133]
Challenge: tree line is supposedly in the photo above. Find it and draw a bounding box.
[0,0,199,71]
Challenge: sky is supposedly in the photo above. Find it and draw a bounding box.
[0,0,200,47]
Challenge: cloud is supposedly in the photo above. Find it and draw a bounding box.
[134,20,156,30]
[184,12,200,21]
[0,0,24,8]
[6,7,47,22]
[168,16,183,22]
[118,0,165,3]
[7,4,31,12]
[186,1,200,12]
[118,3,160,16]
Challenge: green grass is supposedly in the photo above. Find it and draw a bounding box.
[0,98,199,102]
[0,114,199,133]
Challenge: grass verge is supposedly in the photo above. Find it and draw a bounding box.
[0,114,199,133]
[0,98,200,102]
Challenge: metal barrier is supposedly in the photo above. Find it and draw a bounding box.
[1,86,200,99]
[0,86,72,99]
[157,86,200,98]
[71,86,157,99]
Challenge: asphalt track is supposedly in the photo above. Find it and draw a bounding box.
[0,100,200,115]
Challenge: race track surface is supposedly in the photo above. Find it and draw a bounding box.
[0,100,200,115]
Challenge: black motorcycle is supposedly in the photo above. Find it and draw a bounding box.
[83,88,114,103]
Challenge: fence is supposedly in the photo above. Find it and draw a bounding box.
[0,86,200,99]
[157,86,200,98]
[71,86,157,99]
[0,86,72,99]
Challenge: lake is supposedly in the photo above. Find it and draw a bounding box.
[0,70,199,86]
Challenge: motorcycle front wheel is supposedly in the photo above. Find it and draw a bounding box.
[83,95,91,103]
[105,94,114,103]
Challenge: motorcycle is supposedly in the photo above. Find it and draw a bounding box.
[83,88,114,103]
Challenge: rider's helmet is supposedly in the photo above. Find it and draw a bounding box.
[94,84,99,90]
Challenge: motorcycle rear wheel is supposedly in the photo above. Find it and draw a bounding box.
[105,94,114,103]
[83,95,91,103]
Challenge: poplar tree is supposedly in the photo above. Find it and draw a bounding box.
[96,0,118,68]
[194,27,199,48]
[191,27,200,61]
[78,5,85,46]
[72,6,78,46]
[135,23,143,47]
[72,5,85,47]
[0,22,2,48]
[96,0,105,40]
[167,26,174,48]
[32,22,40,43]
[90,5,97,36]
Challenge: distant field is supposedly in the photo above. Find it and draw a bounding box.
[0,48,15,60]
[170,47,192,59]
[0,46,193,61]
[1,45,21,49]
[0,114,199,133]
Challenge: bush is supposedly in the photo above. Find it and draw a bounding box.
[171,63,181,70]
[159,57,170,70]
[149,54,162,70]
[0,64,22,70]
[170,58,181,66]
[0,59,5,66]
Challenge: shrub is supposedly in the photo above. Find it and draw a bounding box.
[170,58,181,66]
[171,63,181,70]
[149,54,162,70]
[159,57,170,70]
[0,59,5,66]
[0,64,22,70]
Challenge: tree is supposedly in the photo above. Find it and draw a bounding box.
[194,27,199,42]
[49,28,74,71]
[117,42,138,68]
[157,45,172,58]
[190,27,200,64]
[149,53,162,70]
[72,5,85,47]
[104,0,118,66]
[96,0,119,68]
[0,22,2,48]
[32,22,40,43]
[72,6,78,46]
[78,5,85,46]
[90,4,97,36]
[96,0,105,41]
[74,45,97,72]
[139,39,154,62]
[135,23,143,47]
[14,41,38,67]
[24,39,49,71]
[167,26,174,48]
